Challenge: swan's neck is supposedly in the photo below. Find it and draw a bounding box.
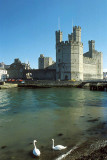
[34,141,37,149]
[52,140,54,148]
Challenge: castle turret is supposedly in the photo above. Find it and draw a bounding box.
[88,40,95,57]
[56,30,62,44]
[68,33,74,42]
[73,26,81,42]
[89,40,95,51]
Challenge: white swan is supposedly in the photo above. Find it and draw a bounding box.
[52,139,67,150]
[33,140,41,157]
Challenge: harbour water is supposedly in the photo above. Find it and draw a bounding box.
[0,88,107,160]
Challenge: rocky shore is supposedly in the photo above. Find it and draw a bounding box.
[63,122,107,160]
[77,145,107,160]
[64,139,107,160]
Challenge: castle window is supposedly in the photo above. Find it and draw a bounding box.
[58,49,60,52]
[59,59,60,62]
[65,75,68,80]
[20,69,23,72]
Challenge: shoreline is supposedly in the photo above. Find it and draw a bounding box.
[62,122,107,160]
[0,81,82,89]
[63,138,107,160]
[0,80,106,90]
[18,80,81,88]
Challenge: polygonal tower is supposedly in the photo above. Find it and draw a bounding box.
[70,26,83,80]
[56,26,83,81]
[73,26,81,42]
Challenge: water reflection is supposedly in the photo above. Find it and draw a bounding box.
[0,90,11,108]
[0,88,107,160]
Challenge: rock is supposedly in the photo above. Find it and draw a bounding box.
[80,116,85,118]
[87,118,99,123]
[1,145,7,149]
[58,133,63,136]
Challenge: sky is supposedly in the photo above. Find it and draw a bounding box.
[0,0,107,69]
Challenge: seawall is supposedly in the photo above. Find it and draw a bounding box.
[0,83,18,89]
[18,80,81,88]
[2,80,107,90]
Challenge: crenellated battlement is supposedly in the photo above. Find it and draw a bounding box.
[57,40,83,47]
[55,30,62,34]
[73,26,81,30]
[83,56,96,65]
[56,30,63,44]
[56,25,82,45]
[71,41,83,45]
[89,40,95,43]
[57,41,70,45]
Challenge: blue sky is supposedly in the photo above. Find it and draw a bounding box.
[0,0,107,69]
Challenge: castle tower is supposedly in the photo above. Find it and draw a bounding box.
[56,30,62,44]
[56,30,71,80]
[73,26,81,42]
[55,30,63,80]
[38,54,53,69]
[56,26,83,81]
[70,26,83,80]
[88,40,95,57]
[38,54,44,69]
[89,40,95,51]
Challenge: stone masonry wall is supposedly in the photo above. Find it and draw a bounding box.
[83,51,103,80]
[24,69,56,80]
[71,42,83,80]
[56,41,71,80]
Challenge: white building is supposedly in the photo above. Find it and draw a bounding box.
[0,68,8,81]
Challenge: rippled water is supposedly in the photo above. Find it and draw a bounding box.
[0,88,107,160]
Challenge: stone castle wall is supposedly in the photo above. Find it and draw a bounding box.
[56,41,71,80]
[71,42,83,80]
[83,49,103,80]
[24,69,56,80]
[55,26,103,81]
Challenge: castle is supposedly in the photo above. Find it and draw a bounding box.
[3,26,103,81]
[39,26,103,81]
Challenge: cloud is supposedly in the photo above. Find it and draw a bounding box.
[103,69,107,72]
